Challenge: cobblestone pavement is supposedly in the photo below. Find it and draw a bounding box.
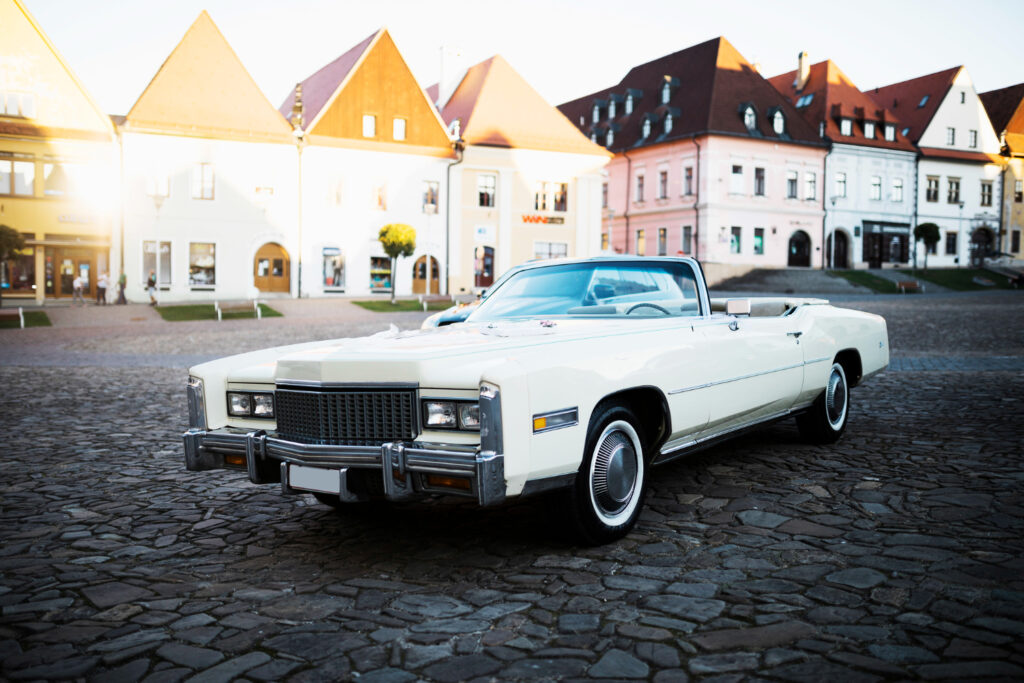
[1,293,1023,681]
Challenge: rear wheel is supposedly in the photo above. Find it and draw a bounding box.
[797,361,849,444]
[566,405,648,545]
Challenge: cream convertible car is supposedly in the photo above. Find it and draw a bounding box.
[184,257,888,544]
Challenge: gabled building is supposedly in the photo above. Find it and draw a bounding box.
[980,83,1024,260]
[433,55,609,294]
[1,0,117,302]
[119,11,299,302]
[769,55,918,268]
[280,29,455,296]
[559,37,827,277]
[870,67,1002,267]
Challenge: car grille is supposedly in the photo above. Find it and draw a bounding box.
[274,386,418,446]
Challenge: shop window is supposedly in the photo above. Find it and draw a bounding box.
[2,239,35,293]
[142,240,172,286]
[370,256,391,291]
[534,241,568,260]
[553,183,568,212]
[754,228,765,255]
[323,248,345,289]
[601,233,609,250]
[534,181,548,211]
[422,181,438,214]
[478,173,496,207]
[188,243,216,288]
[635,229,645,255]
[191,163,214,200]
[1012,230,1021,253]
[730,227,742,254]
[1,154,35,196]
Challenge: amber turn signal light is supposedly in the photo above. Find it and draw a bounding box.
[426,475,471,491]
[225,454,246,467]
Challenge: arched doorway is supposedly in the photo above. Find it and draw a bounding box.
[254,243,290,293]
[970,227,995,266]
[474,246,494,288]
[826,231,849,269]
[788,231,811,267]
[412,255,440,294]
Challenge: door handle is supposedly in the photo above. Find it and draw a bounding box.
[787,331,803,338]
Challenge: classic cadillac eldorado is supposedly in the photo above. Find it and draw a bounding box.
[183,257,888,544]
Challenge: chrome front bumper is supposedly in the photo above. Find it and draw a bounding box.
[182,427,506,507]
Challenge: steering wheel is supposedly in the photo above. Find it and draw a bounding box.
[626,302,671,316]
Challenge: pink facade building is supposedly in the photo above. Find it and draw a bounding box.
[560,38,828,276]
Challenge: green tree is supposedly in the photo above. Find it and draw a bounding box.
[0,225,26,308]
[914,223,941,269]
[378,223,416,304]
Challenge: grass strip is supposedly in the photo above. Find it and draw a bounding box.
[0,310,52,328]
[352,299,453,313]
[828,270,901,294]
[897,268,1014,291]
[155,303,282,321]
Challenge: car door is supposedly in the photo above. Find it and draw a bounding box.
[687,310,804,437]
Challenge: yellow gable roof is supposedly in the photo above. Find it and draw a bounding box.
[0,0,113,139]
[123,11,292,142]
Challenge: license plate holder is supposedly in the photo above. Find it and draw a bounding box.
[288,464,340,494]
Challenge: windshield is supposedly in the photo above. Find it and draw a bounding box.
[468,260,702,321]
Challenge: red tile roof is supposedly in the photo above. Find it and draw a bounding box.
[918,147,1002,164]
[278,30,379,127]
[437,55,607,156]
[557,37,823,152]
[867,67,961,143]
[980,83,1024,155]
[768,60,916,152]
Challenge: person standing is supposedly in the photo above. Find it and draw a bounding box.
[72,273,85,306]
[96,272,108,305]
[147,270,157,306]
[116,271,127,304]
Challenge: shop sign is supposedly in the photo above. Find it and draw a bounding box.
[522,215,565,224]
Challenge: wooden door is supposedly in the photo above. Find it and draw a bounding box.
[254,243,290,293]
[412,256,440,294]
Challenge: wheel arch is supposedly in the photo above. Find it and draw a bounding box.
[589,386,671,454]
[834,348,863,387]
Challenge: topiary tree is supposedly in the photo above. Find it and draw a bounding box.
[378,223,416,304]
[914,223,941,269]
[0,224,26,308]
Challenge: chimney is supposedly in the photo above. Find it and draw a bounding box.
[794,51,810,91]
[436,45,466,111]
[752,61,762,74]
[290,83,304,133]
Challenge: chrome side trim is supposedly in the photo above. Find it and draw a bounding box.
[668,362,804,395]
[532,407,579,434]
[477,384,505,506]
[187,377,207,430]
[657,407,795,462]
[275,380,419,390]
[805,356,831,365]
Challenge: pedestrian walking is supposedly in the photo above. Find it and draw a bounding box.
[96,272,108,305]
[116,271,127,304]
[72,273,85,306]
[147,270,157,306]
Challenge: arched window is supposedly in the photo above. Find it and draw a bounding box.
[743,107,756,131]
[605,129,614,147]
[772,110,785,135]
[665,114,673,135]
[592,104,600,123]
[661,83,671,104]
[609,100,616,118]
[642,118,651,138]
[625,95,633,114]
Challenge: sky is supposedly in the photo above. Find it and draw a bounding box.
[22,0,1024,117]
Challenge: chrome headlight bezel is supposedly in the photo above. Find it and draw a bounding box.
[227,391,275,419]
[421,399,481,431]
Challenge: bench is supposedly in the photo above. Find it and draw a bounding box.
[214,300,261,321]
[417,294,452,312]
[896,280,923,294]
[0,307,24,328]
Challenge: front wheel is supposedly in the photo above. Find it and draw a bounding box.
[566,405,648,545]
[797,361,849,444]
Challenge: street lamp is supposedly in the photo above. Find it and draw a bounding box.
[828,195,840,269]
[958,200,964,268]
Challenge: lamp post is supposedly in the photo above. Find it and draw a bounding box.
[149,188,166,305]
[828,195,839,269]
[958,200,964,268]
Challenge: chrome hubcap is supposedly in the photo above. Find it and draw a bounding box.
[825,365,847,429]
[590,421,643,524]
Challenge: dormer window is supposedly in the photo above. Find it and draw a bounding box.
[609,100,616,118]
[864,121,875,139]
[641,118,651,138]
[625,94,633,114]
[590,132,597,143]
[840,118,852,136]
[592,104,600,123]
[795,93,814,108]
[917,95,929,108]
[901,127,910,137]
[665,114,673,135]
[743,106,756,131]
[884,125,895,142]
[772,110,785,135]
[661,82,671,104]
[606,129,614,147]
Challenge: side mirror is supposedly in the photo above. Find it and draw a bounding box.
[725,299,751,317]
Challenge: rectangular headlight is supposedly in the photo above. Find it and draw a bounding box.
[228,392,252,416]
[458,403,480,430]
[425,401,457,428]
[252,393,274,417]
